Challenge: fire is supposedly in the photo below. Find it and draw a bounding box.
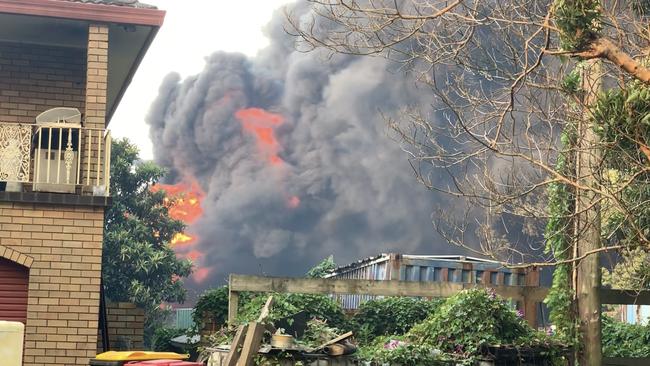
[193,267,212,283]
[152,179,205,224]
[235,108,285,165]
[152,178,210,283]
[235,107,303,210]
[186,250,202,261]
[171,232,195,247]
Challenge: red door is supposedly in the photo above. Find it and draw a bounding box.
[0,257,29,323]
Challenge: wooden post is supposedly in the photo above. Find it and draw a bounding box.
[388,253,402,280]
[224,324,248,366]
[238,322,266,366]
[228,285,240,326]
[523,292,538,328]
[575,59,603,366]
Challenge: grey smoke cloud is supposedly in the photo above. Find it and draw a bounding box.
[146,2,460,292]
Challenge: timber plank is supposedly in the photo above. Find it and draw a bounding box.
[224,324,248,366]
[237,322,265,366]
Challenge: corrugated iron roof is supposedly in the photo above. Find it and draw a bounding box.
[401,254,500,264]
[324,253,390,277]
[61,0,157,9]
[325,253,501,277]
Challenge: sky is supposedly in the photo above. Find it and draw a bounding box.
[110,0,292,159]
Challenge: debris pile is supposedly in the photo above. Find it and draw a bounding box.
[205,296,358,366]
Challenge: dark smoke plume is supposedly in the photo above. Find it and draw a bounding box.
[146,2,461,293]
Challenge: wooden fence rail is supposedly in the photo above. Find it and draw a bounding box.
[227,274,548,326]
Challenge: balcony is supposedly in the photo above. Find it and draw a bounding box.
[0,120,111,202]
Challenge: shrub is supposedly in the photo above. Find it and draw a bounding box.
[407,288,549,356]
[352,297,442,344]
[193,286,229,329]
[358,289,561,365]
[237,292,347,329]
[602,315,650,357]
[151,327,187,352]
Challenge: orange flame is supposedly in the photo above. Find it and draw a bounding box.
[152,179,205,224]
[235,107,302,210]
[170,232,195,247]
[186,250,203,261]
[152,179,210,283]
[193,267,212,283]
[235,108,285,165]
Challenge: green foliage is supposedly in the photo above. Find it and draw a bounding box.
[407,289,551,358]
[358,289,562,365]
[358,336,444,365]
[561,68,582,95]
[199,327,232,356]
[193,286,229,329]
[544,127,578,344]
[352,297,442,344]
[151,327,188,352]
[306,256,337,278]
[301,318,341,347]
[103,139,193,346]
[603,248,650,290]
[553,0,602,50]
[592,81,650,262]
[602,316,650,357]
[237,293,346,329]
[593,81,650,165]
[103,139,192,307]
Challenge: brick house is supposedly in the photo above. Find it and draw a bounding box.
[0,1,164,365]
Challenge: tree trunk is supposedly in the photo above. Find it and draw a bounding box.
[575,59,603,366]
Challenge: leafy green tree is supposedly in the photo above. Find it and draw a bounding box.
[103,139,193,343]
[306,256,337,278]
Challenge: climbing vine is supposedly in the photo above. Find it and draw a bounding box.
[544,128,578,345]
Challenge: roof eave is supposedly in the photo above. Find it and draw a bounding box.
[0,0,165,26]
[106,24,159,124]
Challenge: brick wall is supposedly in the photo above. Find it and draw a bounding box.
[97,302,145,352]
[0,41,86,123]
[83,24,109,189]
[84,25,108,130]
[0,201,104,365]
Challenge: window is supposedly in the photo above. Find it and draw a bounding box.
[420,266,431,282]
[433,267,441,282]
[447,268,456,282]
[461,269,470,283]
[490,272,498,285]
[405,265,416,281]
[504,272,512,286]
[475,270,484,284]
[517,273,526,286]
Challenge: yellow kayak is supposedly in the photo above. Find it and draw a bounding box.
[94,351,189,361]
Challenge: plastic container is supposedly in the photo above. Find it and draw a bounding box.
[89,361,126,366]
[126,361,203,366]
[0,321,24,366]
[94,351,189,362]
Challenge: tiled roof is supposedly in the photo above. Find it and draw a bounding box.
[61,0,157,9]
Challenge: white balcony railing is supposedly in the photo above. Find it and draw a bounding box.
[0,122,111,197]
